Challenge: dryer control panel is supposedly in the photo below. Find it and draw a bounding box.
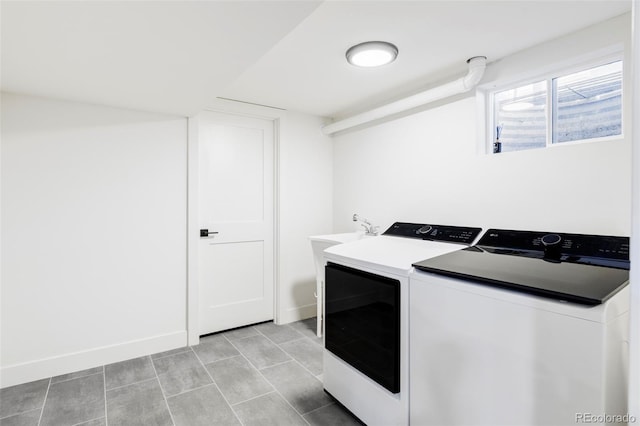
[383,222,482,245]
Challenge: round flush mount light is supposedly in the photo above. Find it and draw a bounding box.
[346,41,398,67]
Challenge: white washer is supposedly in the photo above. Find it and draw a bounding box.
[410,229,631,426]
[322,222,481,426]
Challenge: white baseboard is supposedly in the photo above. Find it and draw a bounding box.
[277,303,316,325]
[0,331,187,388]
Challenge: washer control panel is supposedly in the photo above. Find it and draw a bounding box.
[383,222,482,245]
[477,229,630,267]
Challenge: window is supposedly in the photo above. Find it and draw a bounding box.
[488,59,623,153]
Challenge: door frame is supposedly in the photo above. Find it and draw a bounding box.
[187,99,286,345]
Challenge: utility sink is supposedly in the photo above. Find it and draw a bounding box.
[309,232,369,245]
[309,232,373,337]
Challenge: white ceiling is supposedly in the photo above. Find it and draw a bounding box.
[1,0,631,119]
[0,1,323,116]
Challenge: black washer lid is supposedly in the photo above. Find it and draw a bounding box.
[412,229,630,305]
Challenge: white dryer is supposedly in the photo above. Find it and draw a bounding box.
[410,228,631,426]
[322,222,481,426]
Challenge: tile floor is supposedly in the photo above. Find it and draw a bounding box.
[0,318,362,426]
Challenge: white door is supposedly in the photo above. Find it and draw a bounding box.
[198,111,274,335]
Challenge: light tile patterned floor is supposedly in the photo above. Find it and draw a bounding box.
[0,318,362,426]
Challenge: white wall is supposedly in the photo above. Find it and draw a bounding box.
[0,94,333,386]
[333,14,632,238]
[1,93,188,387]
[278,111,333,323]
[628,1,639,418]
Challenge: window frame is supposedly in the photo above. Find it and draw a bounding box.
[479,51,624,155]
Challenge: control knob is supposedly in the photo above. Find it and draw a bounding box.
[417,225,433,235]
[541,233,562,261]
[541,234,562,246]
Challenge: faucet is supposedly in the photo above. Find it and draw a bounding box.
[353,214,379,236]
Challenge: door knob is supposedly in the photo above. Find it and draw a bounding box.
[200,229,219,237]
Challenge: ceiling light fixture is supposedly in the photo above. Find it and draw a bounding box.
[346,41,398,68]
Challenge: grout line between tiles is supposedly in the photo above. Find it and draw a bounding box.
[149,356,176,426]
[254,324,305,347]
[301,400,336,416]
[0,407,42,421]
[220,326,259,342]
[104,376,157,393]
[164,382,215,400]
[292,359,323,387]
[71,415,105,426]
[257,358,293,371]
[36,377,51,426]
[263,322,330,415]
[192,351,243,365]
[244,331,294,369]
[223,334,311,426]
[192,345,246,426]
[230,389,276,407]
[51,370,104,385]
[276,338,324,381]
[103,365,108,426]
[150,347,192,362]
[202,354,243,367]
[278,336,308,346]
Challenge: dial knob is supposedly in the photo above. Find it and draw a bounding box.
[417,225,433,235]
[541,234,562,246]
